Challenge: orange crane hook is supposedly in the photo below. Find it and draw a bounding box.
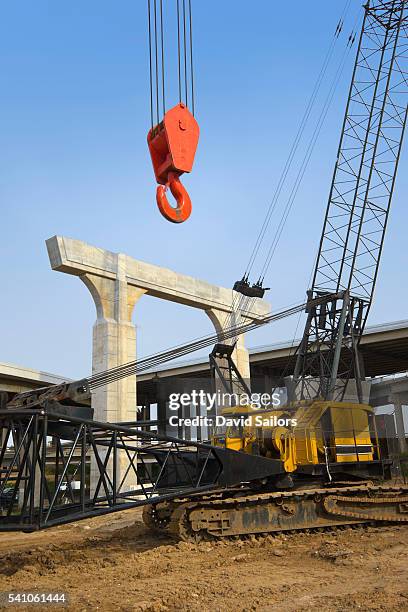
[156,172,192,223]
[147,103,199,224]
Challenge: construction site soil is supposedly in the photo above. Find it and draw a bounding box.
[0,510,407,611]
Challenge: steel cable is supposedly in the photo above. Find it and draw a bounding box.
[188,0,195,114]
[176,0,182,103]
[243,0,354,280]
[153,0,159,124]
[182,0,188,107]
[147,0,154,128]
[88,301,310,389]
[223,3,357,343]
[160,0,166,114]
[258,11,361,281]
[221,3,354,340]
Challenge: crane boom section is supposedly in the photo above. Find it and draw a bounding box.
[294,0,408,402]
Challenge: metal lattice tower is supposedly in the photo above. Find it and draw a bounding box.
[294,0,408,402]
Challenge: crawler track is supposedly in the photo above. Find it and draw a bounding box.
[143,484,408,541]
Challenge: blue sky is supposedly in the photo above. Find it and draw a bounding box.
[1,1,407,379]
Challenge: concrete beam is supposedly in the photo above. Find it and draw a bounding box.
[47,235,269,320]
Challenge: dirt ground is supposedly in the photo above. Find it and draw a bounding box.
[0,510,407,612]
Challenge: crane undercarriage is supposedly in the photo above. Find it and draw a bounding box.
[143,483,408,541]
[1,400,407,540]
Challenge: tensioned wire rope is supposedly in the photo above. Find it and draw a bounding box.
[147,0,195,128]
[229,18,360,368]
[244,0,353,281]
[222,0,351,322]
[266,6,362,395]
[87,299,316,389]
[257,18,359,284]
[221,0,354,338]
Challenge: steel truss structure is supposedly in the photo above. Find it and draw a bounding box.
[209,344,251,402]
[0,408,223,531]
[0,407,283,531]
[294,0,408,402]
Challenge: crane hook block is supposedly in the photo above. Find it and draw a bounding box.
[147,103,199,223]
[156,173,192,223]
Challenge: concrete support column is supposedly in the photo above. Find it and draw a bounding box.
[392,394,407,455]
[80,256,146,423]
[80,257,146,493]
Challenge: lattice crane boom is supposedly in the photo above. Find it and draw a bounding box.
[293,0,408,403]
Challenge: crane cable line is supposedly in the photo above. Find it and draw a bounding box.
[188,0,195,116]
[225,3,361,342]
[221,0,355,338]
[177,0,195,113]
[243,0,353,281]
[87,300,311,389]
[258,20,359,283]
[147,0,165,127]
[229,31,352,332]
[148,0,195,122]
[88,300,306,386]
[145,1,352,342]
[261,8,361,397]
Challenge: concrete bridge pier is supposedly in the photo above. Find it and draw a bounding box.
[75,258,147,493]
[81,265,146,424]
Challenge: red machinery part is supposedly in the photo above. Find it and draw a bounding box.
[147,103,199,223]
[156,173,192,223]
